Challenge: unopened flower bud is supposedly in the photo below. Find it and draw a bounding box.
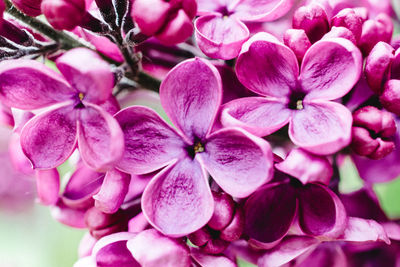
[201,238,230,254]
[219,207,244,242]
[293,3,329,43]
[188,227,211,247]
[380,79,400,116]
[12,0,42,16]
[41,0,86,30]
[283,29,311,62]
[359,13,393,55]
[85,207,128,239]
[351,106,396,160]
[322,26,356,44]
[331,8,363,41]
[208,192,235,230]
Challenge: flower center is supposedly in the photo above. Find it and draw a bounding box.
[186,141,205,159]
[288,91,306,110]
[78,92,84,101]
[194,142,205,153]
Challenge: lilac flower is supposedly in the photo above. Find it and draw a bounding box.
[0,48,124,171]
[41,0,86,30]
[115,57,273,237]
[195,0,293,59]
[222,32,362,154]
[244,148,347,248]
[11,0,43,17]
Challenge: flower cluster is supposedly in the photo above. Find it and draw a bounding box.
[0,0,399,266]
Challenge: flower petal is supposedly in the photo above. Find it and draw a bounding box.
[127,229,191,267]
[337,217,390,244]
[236,32,299,98]
[191,247,236,267]
[233,0,293,22]
[301,38,362,101]
[298,183,347,238]
[93,169,131,214]
[20,104,78,169]
[142,158,214,237]
[221,97,291,137]
[56,48,114,104]
[51,201,87,228]
[78,103,124,172]
[244,183,298,244]
[114,106,185,174]
[289,101,352,155]
[36,169,60,206]
[195,14,250,60]
[160,58,222,143]
[0,60,74,109]
[199,127,273,198]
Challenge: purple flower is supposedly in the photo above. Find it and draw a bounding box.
[0,48,124,171]
[115,57,273,237]
[41,0,86,30]
[222,32,362,154]
[194,0,293,59]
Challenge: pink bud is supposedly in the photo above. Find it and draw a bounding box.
[359,13,393,55]
[188,227,211,247]
[380,79,400,116]
[293,3,330,43]
[12,0,42,16]
[351,106,396,160]
[201,238,229,254]
[85,207,128,239]
[219,207,244,242]
[322,26,356,44]
[331,8,363,41]
[283,29,311,62]
[208,192,235,231]
[41,0,86,30]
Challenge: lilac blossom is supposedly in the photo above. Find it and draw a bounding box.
[0,48,124,171]
[41,0,86,30]
[195,0,293,59]
[115,57,273,237]
[222,32,362,154]
[11,0,42,17]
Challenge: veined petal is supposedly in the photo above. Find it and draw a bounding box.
[77,103,124,172]
[236,32,299,98]
[94,169,131,214]
[36,169,60,206]
[142,158,214,237]
[195,14,249,60]
[127,229,191,267]
[298,183,347,238]
[56,48,114,104]
[232,0,293,22]
[301,38,362,101]
[199,127,273,198]
[20,104,78,169]
[160,58,222,143]
[0,60,74,109]
[289,101,352,155]
[114,106,185,174]
[197,0,230,14]
[337,217,390,244]
[244,183,298,244]
[221,97,291,137]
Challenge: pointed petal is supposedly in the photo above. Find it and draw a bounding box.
[275,148,333,185]
[142,158,214,237]
[94,169,131,214]
[127,229,191,267]
[56,48,114,104]
[338,217,390,244]
[78,103,124,172]
[199,127,273,198]
[244,183,298,244]
[114,106,185,174]
[195,14,249,60]
[36,169,60,205]
[258,236,320,267]
[160,58,222,142]
[236,32,298,98]
[221,97,291,137]
[289,101,352,155]
[191,247,236,267]
[298,183,347,238]
[0,60,74,109]
[20,104,78,169]
[233,0,293,22]
[301,38,362,101]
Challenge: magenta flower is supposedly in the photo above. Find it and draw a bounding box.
[222,32,362,154]
[115,57,273,237]
[195,0,293,59]
[0,48,124,171]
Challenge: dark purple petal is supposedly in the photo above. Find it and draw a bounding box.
[244,183,298,244]
[160,58,222,143]
[301,38,362,101]
[0,60,74,109]
[94,169,131,214]
[36,169,60,205]
[289,101,352,155]
[56,48,114,104]
[232,0,293,22]
[78,103,124,171]
[195,14,249,60]
[20,104,78,169]
[200,127,273,197]
[127,229,191,267]
[236,32,298,98]
[298,183,347,238]
[142,158,214,237]
[114,106,185,174]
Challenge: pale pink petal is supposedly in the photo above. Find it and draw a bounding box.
[191,247,236,267]
[36,169,60,205]
[233,0,293,22]
[338,217,390,244]
[142,158,214,237]
[51,201,87,228]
